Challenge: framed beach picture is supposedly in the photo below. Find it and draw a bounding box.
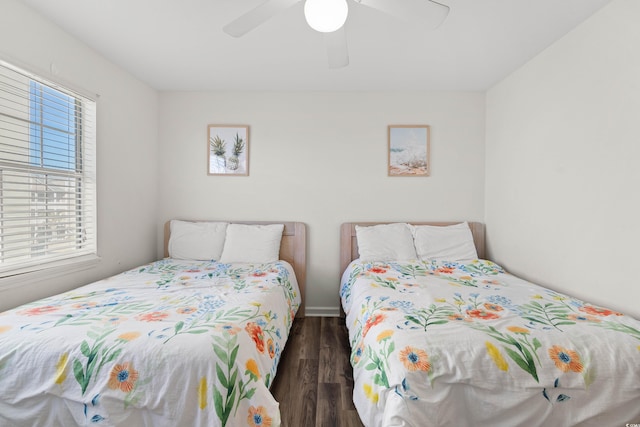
[208,125,249,176]
[388,125,430,176]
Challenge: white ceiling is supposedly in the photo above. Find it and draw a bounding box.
[22,0,613,91]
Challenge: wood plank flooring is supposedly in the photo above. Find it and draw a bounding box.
[271,317,364,427]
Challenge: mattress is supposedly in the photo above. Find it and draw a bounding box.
[340,258,640,427]
[0,258,301,427]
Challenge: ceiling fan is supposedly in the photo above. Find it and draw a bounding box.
[223,0,450,69]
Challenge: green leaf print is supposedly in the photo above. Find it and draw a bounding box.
[392,262,428,277]
[463,260,503,276]
[216,365,228,389]
[163,306,258,344]
[72,326,132,395]
[520,300,575,331]
[54,302,155,328]
[213,334,239,427]
[404,304,455,331]
[174,321,184,334]
[358,331,395,389]
[372,275,401,290]
[595,321,640,340]
[503,347,538,382]
[473,325,541,383]
[211,332,259,427]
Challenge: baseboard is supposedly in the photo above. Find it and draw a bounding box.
[304,306,341,317]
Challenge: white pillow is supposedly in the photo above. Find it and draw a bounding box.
[168,220,228,260]
[411,222,478,261]
[219,223,284,263]
[355,223,417,262]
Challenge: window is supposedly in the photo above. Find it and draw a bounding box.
[0,60,96,277]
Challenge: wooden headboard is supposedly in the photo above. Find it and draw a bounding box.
[164,220,306,318]
[340,222,486,274]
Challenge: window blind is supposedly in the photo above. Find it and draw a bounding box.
[0,60,96,277]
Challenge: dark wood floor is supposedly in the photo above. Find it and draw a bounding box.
[271,317,364,427]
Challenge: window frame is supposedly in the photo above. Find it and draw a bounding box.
[0,59,98,281]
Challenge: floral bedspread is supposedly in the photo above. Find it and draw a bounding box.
[340,259,640,427]
[0,259,300,427]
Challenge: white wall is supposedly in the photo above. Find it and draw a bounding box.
[0,0,160,311]
[486,0,640,318]
[7,0,632,320]
[158,91,486,315]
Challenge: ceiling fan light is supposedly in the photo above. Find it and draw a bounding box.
[304,0,349,33]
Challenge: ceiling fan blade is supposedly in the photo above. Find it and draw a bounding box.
[324,27,349,69]
[355,0,450,29]
[223,0,301,37]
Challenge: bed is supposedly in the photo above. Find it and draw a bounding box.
[340,221,640,427]
[0,220,306,427]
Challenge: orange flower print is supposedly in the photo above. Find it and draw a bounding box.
[466,309,500,320]
[19,305,60,316]
[215,323,241,335]
[368,267,388,274]
[483,303,503,312]
[72,302,97,310]
[104,316,127,325]
[247,405,272,427]
[436,267,455,274]
[399,346,431,372]
[117,332,141,342]
[136,311,169,322]
[362,313,386,338]
[376,329,393,342]
[245,322,265,353]
[108,362,139,393]
[176,306,197,315]
[251,271,268,277]
[246,359,261,380]
[548,345,583,373]
[579,305,622,317]
[353,343,365,364]
[568,313,601,323]
[0,325,12,334]
[448,314,471,322]
[267,338,275,359]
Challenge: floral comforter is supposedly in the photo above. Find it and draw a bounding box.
[0,259,300,427]
[340,259,640,427]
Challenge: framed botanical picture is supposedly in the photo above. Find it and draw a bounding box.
[388,125,430,176]
[208,125,249,176]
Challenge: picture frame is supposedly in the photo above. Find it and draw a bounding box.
[208,125,249,176]
[388,125,430,177]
